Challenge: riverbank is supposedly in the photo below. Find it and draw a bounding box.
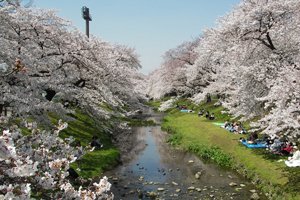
[160,101,300,200]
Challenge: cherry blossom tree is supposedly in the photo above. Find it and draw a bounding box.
[0,5,143,123]
[147,38,200,99]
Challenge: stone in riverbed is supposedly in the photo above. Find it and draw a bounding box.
[229,182,237,187]
[250,189,256,193]
[250,193,260,200]
[188,160,194,163]
[172,181,178,186]
[146,191,158,198]
[157,188,165,192]
[195,188,201,192]
[175,189,181,193]
[188,186,195,190]
[195,171,203,179]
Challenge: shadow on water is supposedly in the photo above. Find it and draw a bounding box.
[104,107,266,200]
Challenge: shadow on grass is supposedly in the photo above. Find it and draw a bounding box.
[251,148,288,161]
[249,148,300,195]
[281,167,300,194]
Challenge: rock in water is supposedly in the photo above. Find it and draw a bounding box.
[188,186,195,190]
[172,181,178,186]
[229,182,237,187]
[250,193,260,200]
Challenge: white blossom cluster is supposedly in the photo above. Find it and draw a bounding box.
[0,122,113,199]
[158,98,177,112]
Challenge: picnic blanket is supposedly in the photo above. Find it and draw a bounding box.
[213,122,225,127]
[180,109,194,113]
[241,141,267,148]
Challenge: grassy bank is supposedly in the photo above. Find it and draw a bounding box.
[161,100,300,200]
[49,110,120,179]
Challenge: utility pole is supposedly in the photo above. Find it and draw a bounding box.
[82,6,92,38]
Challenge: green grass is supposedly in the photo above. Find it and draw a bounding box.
[162,109,300,200]
[146,99,163,111]
[71,149,120,178]
[49,109,120,179]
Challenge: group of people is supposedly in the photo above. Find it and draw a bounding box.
[198,109,215,120]
[221,121,246,134]
[239,132,300,167]
[177,104,188,110]
[266,137,295,156]
[267,137,300,167]
[177,104,195,113]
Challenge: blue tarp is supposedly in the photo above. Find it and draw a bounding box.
[180,109,194,113]
[241,141,267,148]
[180,109,189,112]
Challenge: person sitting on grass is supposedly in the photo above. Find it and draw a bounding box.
[198,109,205,117]
[91,135,103,150]
[269,137,284,153]
[280,142,294,156]
[264,136,273,147]
[221,121,229,128]
[209,113,215,120]
[247,132,258,143]
[285,146,300,167]
[237,125,246,134]
[205,111,210,119]
[225,122,235,132]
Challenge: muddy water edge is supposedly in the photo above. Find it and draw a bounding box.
[104,107,266,200]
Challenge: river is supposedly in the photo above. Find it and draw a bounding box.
[104,108,265,200]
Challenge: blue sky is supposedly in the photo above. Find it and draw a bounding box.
[33,0,241,74]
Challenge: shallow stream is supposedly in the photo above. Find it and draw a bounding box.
[104,108,265,200]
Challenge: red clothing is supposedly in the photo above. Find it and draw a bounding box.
[283,145,293,153]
